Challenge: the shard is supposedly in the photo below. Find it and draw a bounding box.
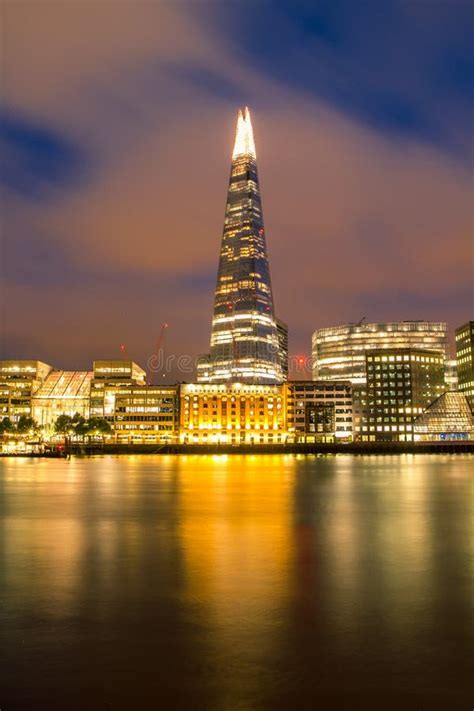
[198,108,283,384]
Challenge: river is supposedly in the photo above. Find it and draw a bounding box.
[1,454,472,709]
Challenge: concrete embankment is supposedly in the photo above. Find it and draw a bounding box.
[61,441,474,456]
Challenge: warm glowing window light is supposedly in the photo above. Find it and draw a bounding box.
[232,107,256,159]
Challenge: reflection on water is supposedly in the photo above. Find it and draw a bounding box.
[0,454,472,709]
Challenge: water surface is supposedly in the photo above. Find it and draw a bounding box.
[1,454,472,709]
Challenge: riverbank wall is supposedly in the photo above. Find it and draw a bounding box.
[3,441,472,457]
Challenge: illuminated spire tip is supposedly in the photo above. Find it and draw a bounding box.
[232,106,256,159]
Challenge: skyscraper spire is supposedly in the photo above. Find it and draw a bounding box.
[232,107,256,159]
[198,108,283,384]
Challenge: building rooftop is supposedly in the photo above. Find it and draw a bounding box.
[33,371,93,399]
[314,321,447,336]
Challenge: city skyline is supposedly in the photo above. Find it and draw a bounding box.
[2,2,472,375]
[1,5,473,710]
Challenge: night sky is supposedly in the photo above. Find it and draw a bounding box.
[2,1,473,377]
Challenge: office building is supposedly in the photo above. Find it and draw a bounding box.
[285,381,353,442]
[445,359,458,391]
[199,108,283,384]
[113,386,179,443]
[0,360,53,421]
[455,321,474,408]
[90,360,146,420]
[312,321,448,437]
[364,349,445,441]
[312,321,449,383]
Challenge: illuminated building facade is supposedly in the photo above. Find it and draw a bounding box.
[364,349,445,441]
[285,381,353,442]
[445,359,458,391]
[414,391,473,441]
[114,386,179,443]
[32,371,93,433]
[90,360,146,420]
[455,321,474,408]
[312,321,449,383]
[312,321,448,437]
[196,354,211,382]
[0,360,53,421]
[180,383,286,444]
[276,319,289,382]
[199,108,283,384]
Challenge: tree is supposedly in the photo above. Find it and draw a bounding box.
[86,417,112,441]
[54,414,74,435]
[0,417,14,435]
[53,414,112,442]
[73,416,89,440]
[54,413,89,440]
[16,415,39,434]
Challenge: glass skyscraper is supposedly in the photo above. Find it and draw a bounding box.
[199,108,283,384]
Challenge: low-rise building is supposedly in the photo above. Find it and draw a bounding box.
[0,360,53,421]
[90,360,147,421]
[114,386,179,443]
[32,371,93,434]
[285,381,353,442]
[180,383,286,444]
[414,392,473,441]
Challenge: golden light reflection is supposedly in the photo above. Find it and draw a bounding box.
[2,514,84,619]
[177,454,294,699]
[1,453,472,707]
[315,454,446,652]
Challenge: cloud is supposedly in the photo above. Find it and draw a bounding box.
[1,1,472,370]
[207,0,474,155]
[0,109,89,199]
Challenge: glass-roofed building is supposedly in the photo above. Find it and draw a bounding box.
[414,391,473,441]
[32,371,93,433]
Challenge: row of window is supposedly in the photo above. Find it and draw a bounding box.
[115,415,174,422]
